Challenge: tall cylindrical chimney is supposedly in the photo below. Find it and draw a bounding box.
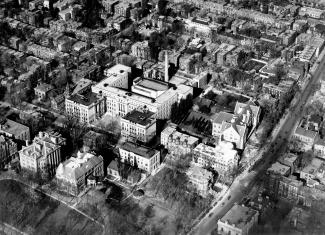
[164,50,169,82]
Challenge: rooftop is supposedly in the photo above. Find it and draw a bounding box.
[294,126,318,139]
[119,141,158,159]
[267,162,290,176]
[122,109,155,126]
[67,90,101,106]
[219,204,258,229]
[302,157,325,176]
[134,78,169,92]
[0,119,29,137]
[34,83,54,92]
[56,151,103,181]
[162,125,199,145]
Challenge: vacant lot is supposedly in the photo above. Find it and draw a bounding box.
[0,179,102,235]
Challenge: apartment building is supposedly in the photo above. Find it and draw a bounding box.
[119,141,160,175]
[56,151,104,195]
[121,108,156,143]
[19,131,66,177]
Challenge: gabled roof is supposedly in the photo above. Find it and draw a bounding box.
[221,121,247,139]
[294,127,318,140]
[212,112,233,124]
[234,101,260,118]
[107,159,119,171]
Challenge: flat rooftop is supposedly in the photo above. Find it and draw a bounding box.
[119,141,158,159]
[0,119,29,136]
[122,109,155,126]
[267,162,290,176]
[67,90,100,106]
[135,79,169,91]
[219,204,258,229]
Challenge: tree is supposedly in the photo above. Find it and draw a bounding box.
[299,150,314,168]
[157,0,168,15]
[63,114,88,154]
[237,50,247,69]
[0,86,6,101]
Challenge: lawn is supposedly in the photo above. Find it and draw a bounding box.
[0,180,103,235]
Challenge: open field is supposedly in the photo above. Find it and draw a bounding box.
[0,179,103,235]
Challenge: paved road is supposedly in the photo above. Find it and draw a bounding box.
[192,53,325,235]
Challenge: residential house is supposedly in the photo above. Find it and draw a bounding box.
[279,153,299,174]
[262,80,295,99]
[107,159,142,184]
[161,123,199,157]
[51,94,65,111]
[314,137,325,160]
[300,157,325,187]
[266,162,291,198]
[34,83,54,101]
[278,176,305,203]
[212,112,248,150]
[56,151,104,196]
[212,101,260,150]
[217,204,259,235]
[292,121,319,150]
[107,159,121,180]
[186,164,212,197]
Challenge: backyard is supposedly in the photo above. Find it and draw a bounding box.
[0,179,103,235]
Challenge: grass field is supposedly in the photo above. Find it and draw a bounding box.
[0,179,103,235]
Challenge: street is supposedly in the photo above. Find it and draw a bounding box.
[192,51,325,235]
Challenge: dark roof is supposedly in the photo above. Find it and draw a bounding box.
[67,90,100,106]
[309,114,323,124]
[119,142,158,159]
[108,160,119,171]
[122,109,155,126]
[192,17,210,26]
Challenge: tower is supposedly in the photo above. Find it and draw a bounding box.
[64,83,71,98]
[164,50,169,83]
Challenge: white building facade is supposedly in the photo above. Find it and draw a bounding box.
[119,141,160,175]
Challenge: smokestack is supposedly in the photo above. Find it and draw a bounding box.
[164,50,169,82]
